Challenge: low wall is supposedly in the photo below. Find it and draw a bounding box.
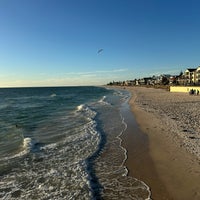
[170,86,200,93]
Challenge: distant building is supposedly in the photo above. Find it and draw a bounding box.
[124,80,135,86]
[184,68,196,84]
[138,77,152,85]
[107,65,200,86]
[196,66,200,84]
[169,76,178,85]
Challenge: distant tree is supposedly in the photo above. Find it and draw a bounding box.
[162,76,169,85]
[107,82,113,85]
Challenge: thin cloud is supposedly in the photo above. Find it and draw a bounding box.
[65,68,128,76]
[80,74,97,77]
[113,69,128,72]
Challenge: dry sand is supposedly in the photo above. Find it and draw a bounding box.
[122,87,200,200]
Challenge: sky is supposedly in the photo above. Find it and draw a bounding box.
[1,0,200,87]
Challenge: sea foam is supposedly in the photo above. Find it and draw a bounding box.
[0,137,32,162]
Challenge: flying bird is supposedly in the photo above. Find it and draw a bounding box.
[97,49,103,54]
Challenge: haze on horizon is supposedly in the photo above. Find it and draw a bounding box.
[1,0,200,87]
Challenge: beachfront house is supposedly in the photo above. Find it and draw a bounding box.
[107,65,200,87]
[184,68,196,84]
[196,66,200,84]
[124,80,135,86]
[177,73,186,85]
[169,76,177,85]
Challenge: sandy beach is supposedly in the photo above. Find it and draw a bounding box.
[121,86,200,200]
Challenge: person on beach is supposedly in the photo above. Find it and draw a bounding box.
[190,89,200,95]
[189,89,194,95]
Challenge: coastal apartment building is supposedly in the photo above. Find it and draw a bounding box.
[184,66,200,84]
[196,66,200,83]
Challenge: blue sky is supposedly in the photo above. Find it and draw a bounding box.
[1,0,200,87]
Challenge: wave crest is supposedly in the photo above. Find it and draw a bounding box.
[0,137,32,162]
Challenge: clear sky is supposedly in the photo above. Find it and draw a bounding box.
[1,0,200,87]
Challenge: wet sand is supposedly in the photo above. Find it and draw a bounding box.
[121,87,200,200]
[120,101,170,199]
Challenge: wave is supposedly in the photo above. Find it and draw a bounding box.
[0,137,32,162]
[98,95,106,103]
[98,96,111,106]
[76,104,97,119]
[76,104,85,111]
[40,143,58,151]
[50,93,57,97]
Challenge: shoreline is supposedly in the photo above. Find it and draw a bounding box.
[119,86,200,200]
[120,90,171,200]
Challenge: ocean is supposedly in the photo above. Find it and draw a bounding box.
[0,86,151,200]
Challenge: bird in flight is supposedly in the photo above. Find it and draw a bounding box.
[97,49,103,54]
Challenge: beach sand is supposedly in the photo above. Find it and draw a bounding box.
[121,87,200,200]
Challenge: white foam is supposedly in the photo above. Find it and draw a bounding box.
[98,96,111,106]
[99,96,106,103]
[115,115,128,176]
[23,137,32,149]
[118,115,152,199]
[0,137,32,162]
[50,93,56,97]
[14,137,32,157]
[40,143,57,150]
[77,104,85,111]
[77,104,97,120]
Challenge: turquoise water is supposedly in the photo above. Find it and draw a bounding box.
[0,86,150,199]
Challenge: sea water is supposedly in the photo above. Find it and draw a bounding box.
[0,86,151,199]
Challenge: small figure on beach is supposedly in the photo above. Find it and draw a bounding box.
[189,89,199,95]
[189,89,194,95]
